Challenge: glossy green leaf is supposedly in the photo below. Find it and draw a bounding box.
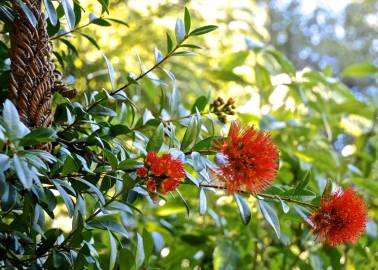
[234,193,251,225]
[61,0,75,30]
[189,25,217,36]
[258,199,280,238]
[184,7,191,33]
[43,0,57,25]
[146,123,164,152]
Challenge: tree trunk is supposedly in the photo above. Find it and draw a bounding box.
[9,0,54,129]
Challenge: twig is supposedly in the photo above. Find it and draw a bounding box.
[199,184,318,209]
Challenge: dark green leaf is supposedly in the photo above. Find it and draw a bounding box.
[180,116,199,151]
[91,17,111,26]
[19,128,56,146]
[13,155,32,189]
[80,33,100,49]
[89,217,128,238]
[90,105,117,116]
[189,25,217,36]
[107,18,129,27]
[234,193,251,225]
[184,7,191,33]
[191,96,208,113]
[146,123,164,152]
[166,33,173,53]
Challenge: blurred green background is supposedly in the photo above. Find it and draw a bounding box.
[48,0,378,269]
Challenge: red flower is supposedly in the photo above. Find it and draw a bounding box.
[214,122,279,193]
[310,187,367,246]
[161,178,180,194]
[146,178,157,192]
[136,167,148,177]
[143,151,185,196]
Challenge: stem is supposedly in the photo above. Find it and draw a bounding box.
[60,35,190,134]
[50,21,92,40]
[199,184,318,210]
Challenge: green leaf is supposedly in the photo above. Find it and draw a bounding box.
[146,123,164,152]
[0,154,10,173]
[103,55,116,90]
[77,178,105,205]
[103,149,118,170]
[119,249,134,270]
[143,109,154,124]
[61,0,75,30]
[184,7,191,33]
[189,25,217,36]
[199,188,207,215]
[135,233,145,269]
[342,62,378,78]
[175,18,185,43]
[3,99,29,139]
[234,194,251,225]
[154,48,163,63]
[107,18,129,27]
[219,51,249,69]
[176,189,190,217]
[43,0,57,25]
[81,33,100,49]
[89,217,128,238]
[265,49,295,75]
[17,0,37,27]
[108,231,117,270]
[166,33,173,53]
[258,199,280,238]
[53,180,74,217]
[143,229,154,261]
[13,155,32,189]
[91,17,111,26]
[322,179,333,197]
[180,116,199,151]
[191,96,208,113]
[293,170,311,193]
[213,240,240,270]
[90,105,117,116]
[19,128,56,146]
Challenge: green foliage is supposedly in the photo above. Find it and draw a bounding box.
[0,1,377,270]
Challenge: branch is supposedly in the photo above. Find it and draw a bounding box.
[60,35,190,134]
[199,183,318,210]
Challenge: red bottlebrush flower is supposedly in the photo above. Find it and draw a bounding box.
[310,187,367,246]
[144,151,186,195]
[136,167,148,177]
[146,152,158,166]
[161,178,180,194]
[214,122,279,193]
[146,178,157,192]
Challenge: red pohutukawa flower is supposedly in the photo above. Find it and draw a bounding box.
[214,122,279,193]
[137,151,185,196]
[310,187,367,246]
